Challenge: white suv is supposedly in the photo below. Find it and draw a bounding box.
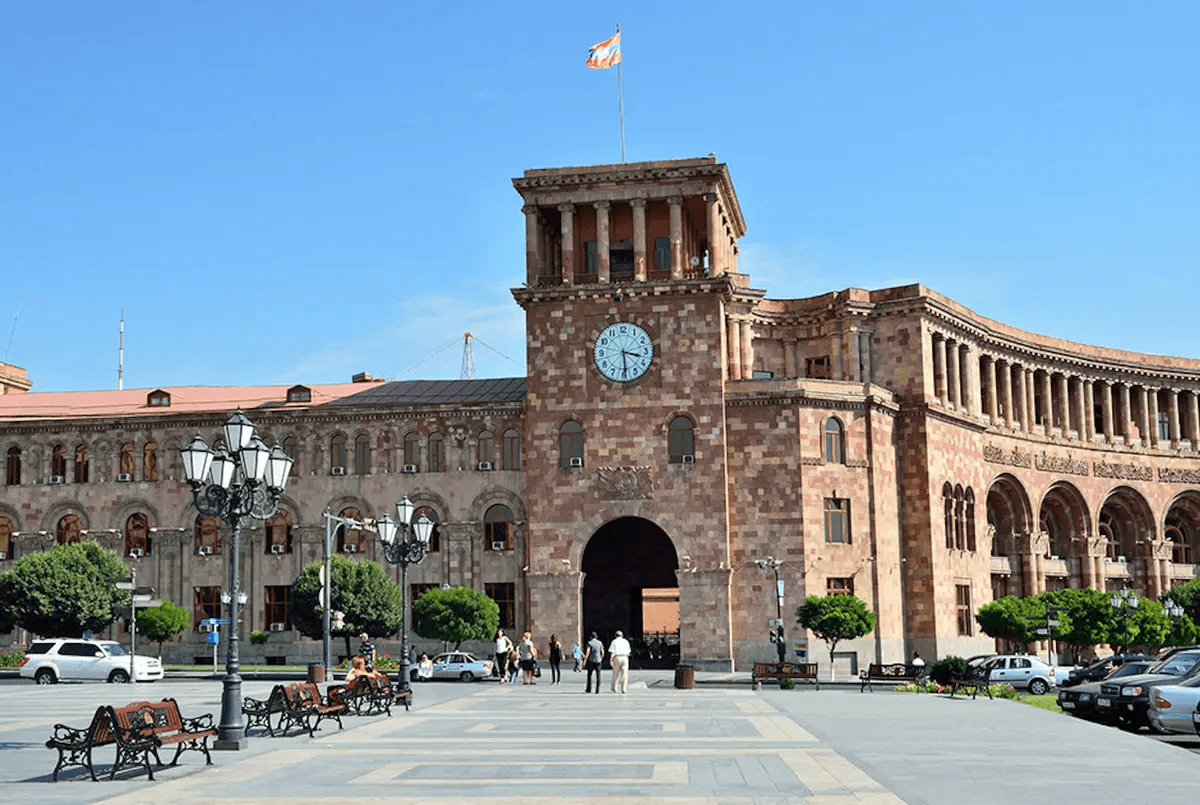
[19,638,164,684]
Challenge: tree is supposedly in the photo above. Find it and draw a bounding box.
[411,586,499,650]
[1039,588,1112,662]
[290,556,405,657]
[975,596,1042,646]
[135,599,190,657]
[796,594,876,680]
[1163,579,1200,625]
[0,542,129,637]
[1115,598,1170,653]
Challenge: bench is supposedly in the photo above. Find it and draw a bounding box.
[329,673,409,717]
[752,662,820,689]
[859,662,929,692]
[949,665,993,700]
[45,699,214,782]
[243,684,290,737]
[283,682,347,737]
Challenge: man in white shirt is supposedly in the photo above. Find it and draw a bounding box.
[608,630,632,693]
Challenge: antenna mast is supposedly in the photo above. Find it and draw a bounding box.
[118,308,124,390]
[461,332,476,379]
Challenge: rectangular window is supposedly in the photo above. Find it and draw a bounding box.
[265,585,290,631]
[486,582,515,630]
[410,583,439,629]
[956,584,973,636]
[428,436,445,473]
[610,237,634,275]
[501,431,520,470]
[194,586,221,630]
[404,436,419,468]
[806,356,832,379]
[653,237,671,272]
[826,577,854,596]
[584,241,597,274]
[1158,411,1171,442]
[823,498,850,544]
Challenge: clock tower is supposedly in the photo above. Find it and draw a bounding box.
[511,156,748,670]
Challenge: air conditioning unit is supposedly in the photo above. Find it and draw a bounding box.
[117,473,133,482]
[403,464,418,473]
[269,622,285,632]
[478,461,493,471]
[491,541,506,551]
[568,457,583,468]
[330,466,346,476]
[0,552,7,561]
[1050,555,1060,561]
[682,454,695,465]
[1104,557,1113,563]
[1117,555,1126,563]
[48,476,64,485]
[344,544,358,553]
[198,546,213,556]
[199,623,215,633]
[270,544,284,555]
[129,548,144,559]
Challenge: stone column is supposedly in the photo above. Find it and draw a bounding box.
[1000,361,1014,428]
[983,355,998,422]
[847,326,861,382]
[704,193,722,274]
[1015,365,1028,430]
[831,331,844,380]
[594,201,611,283]
[1148,388,1161,447]
[631,199,648,281]
[1136,386,1150,446]
[1055,373,1070,434]
[668,196,684,279]
[1040,371,1052,429]
[1101,381,1114,441]
[1073,377,1087,440]
[727,316,742,380]
[558,204,575,284]
[523,204,542,285]
[963,344,980,417]
[1169,389,1181,447]
[933,334,947,403]
[784,338,797,378]
[946,341,961,409]
[1025,368,1036,431]
[859,329,873,384]
[740,320,754,378]
[1119,383,1132,442]
[1189,390,1200,446]
[1083,379,1095,441]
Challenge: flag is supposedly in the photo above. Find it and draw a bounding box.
[586,31,621,69]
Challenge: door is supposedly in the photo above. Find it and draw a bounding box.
[1008,657,1033,687]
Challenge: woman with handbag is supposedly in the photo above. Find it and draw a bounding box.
[518,631,537,685]
[547,634,563,685]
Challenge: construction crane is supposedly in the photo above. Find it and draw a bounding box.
[400,332,516,379]
[461,332,476,379]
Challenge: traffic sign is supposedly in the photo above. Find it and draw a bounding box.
[132,594,153,603]
[115,582,134,590]
[1034,628,1050,635]
[205,632,220,645]
[202,618,230,626]
[1047,619,1060,626]
[767,618,783,627]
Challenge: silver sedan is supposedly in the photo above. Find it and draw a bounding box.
[1147,676,1200,735]
[409,652,494,682]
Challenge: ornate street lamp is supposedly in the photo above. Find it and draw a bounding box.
[755,557,786,663]
[180,410,293,751]
[1110,585,1140,613]
[377,494,433,692]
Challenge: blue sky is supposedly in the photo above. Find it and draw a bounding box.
[4,2,1198,393]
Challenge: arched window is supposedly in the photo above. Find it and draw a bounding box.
[0,516,14,561]
[824,418,844,464]
[5,447,18,486]
[501,429,520,470]
[74,444,89,483]
[330,434,347,472]
[143,441,158,482]
[281,436,299,477]
[478,430,494,468]
[119,442,135,479]
[403,432,420,470]
[51,444,67,480]
[265,511,292,554]
[125,512,150,557]
[57,514,83,545]
[559,421,584,468]
[964,488,976,552]
[1042,511,1060,559]
[668,416,695,463]
[427,433,445,473]
[1166,517,1191,565]
[353,434,370,475]
[195,514,222,556]
[416,506,441,552]
[943,483,954,549]
[337,507,365,554]
[953,485,965,550]
[485,504,513,551]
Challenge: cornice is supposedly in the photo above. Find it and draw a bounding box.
[512,276,738,307]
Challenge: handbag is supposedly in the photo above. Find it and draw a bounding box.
[532,660,542,678]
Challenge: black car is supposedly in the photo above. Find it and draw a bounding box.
[1062,654,1153,688]
[1057,661,1154,721]
[1093,648,1200,731]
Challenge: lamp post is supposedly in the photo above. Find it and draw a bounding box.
[1162,596,1186,646]
[320,510,390,673]
[180,410,293,751]
[755,557,786,663]
[376,494,433,693]
[1109,585,1140,653]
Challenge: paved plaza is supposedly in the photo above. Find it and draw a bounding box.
[1,672,1198,803]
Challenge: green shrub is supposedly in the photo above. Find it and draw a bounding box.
[929,656,968,685]
[0,651,25,668]
[779,677,796,690]
[249,630,270,645]
[988,683,1019,699]
[894,681,941,693]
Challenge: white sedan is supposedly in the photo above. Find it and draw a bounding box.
[408,652,493,682]
[1146,676,1200,735]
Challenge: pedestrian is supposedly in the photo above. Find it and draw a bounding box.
[608,630,632,693]
[548,634,563,685]
[518,631,537,685]
[508,646,520,684]
[583,631,604,694]
[911,650,926,667]
[358,633,376,672]
[572,641,583,672]
[417,653,433,682]
[494,629,513,681]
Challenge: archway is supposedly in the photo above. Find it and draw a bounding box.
[1098,486,1155,592]
[986,474,1032,596]
[1164,491,1200,566]
[581,517,679,668]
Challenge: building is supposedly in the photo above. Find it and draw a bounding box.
[3,156,1200,673]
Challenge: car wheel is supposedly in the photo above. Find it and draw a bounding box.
[108,669,130,684]
[460,671,476,683]
[34,669,56,685]
[1029,678,1050,696]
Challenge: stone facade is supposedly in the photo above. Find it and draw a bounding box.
[3,156,1200,672]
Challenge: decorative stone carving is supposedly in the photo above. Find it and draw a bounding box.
[800,457,823,466]
[983,444,1032,468]
[1034,452,1089,476]
[1087,536,1109,556]
[846,459,868,469]
[597,466,653,500]
[1094,460,1153,481]
[1151,540,1174,561]
[1160,467,1200,484]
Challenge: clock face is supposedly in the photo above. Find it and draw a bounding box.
[593,322,653,383]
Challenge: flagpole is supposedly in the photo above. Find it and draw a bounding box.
[616,23,626,163]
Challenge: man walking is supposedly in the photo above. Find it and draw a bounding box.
[582,631,604,694]
[494,629,513,681]
[608,630,631,694]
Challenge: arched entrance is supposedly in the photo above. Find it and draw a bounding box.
[581,517,680,668]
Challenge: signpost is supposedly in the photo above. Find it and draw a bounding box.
[202,619,229,674]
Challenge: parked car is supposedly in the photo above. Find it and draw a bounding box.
[977,655,1059,694]
[1057,660,1156,721]
[19,638,164,684]
[407,652,493,682]
[1147,676,1200,735]
[1062,654,1153,688]
[1094,648,1200,731]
